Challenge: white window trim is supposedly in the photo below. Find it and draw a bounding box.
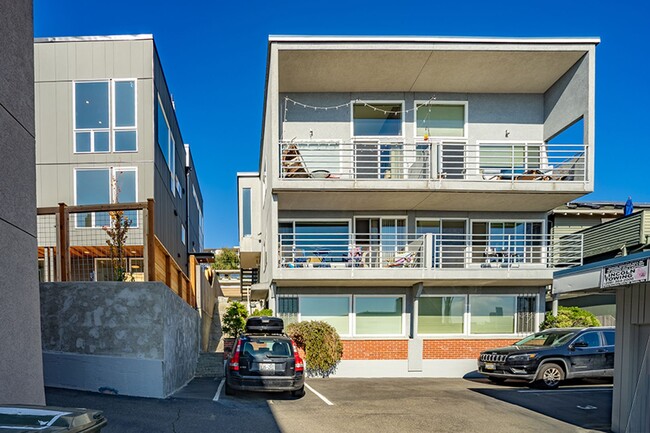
[298,295,353,337]
[353,294,407,337]
[415,294,468,337]
[351,100,405,139]
[73,166,139,229]
[414,100,469,140]
[112,79,138,153]
[73,80,111,154]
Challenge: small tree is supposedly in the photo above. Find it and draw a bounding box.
[103,210,132,281]
[540,306,601,330]
[213,248,240,270]
[222,301,248,338]
[286,321,343,378]
[250,308,273,317]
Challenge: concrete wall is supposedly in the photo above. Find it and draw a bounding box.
[0,1,46,405]
[281,92,544,144]
[612,282,650,433]
[40,282,199,398]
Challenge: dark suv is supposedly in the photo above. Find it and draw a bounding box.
[224,316,305,397]
[478,327,615,389]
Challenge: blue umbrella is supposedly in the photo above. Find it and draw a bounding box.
[624,197,634,216]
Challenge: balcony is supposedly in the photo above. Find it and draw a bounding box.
[280,141,586,182]
[278,232,583,270]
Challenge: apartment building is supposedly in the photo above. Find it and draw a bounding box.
[35,35,204,289]
[238,36,597,377]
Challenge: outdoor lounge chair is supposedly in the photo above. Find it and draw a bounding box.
[386,250,417,267]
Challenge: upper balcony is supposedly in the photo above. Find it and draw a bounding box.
[266,36,598,212]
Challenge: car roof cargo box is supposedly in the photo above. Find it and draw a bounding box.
[245,316,284,334]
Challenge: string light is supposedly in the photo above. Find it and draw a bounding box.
[283,95,438,115]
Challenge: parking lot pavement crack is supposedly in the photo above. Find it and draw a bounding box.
[171,408,182,433]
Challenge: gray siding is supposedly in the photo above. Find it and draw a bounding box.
[612,282,650,433]
[0,1,45,405]
[579,211,649,258]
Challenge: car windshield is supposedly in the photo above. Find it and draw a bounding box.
[240,337,292,360]
[514,330,576,347]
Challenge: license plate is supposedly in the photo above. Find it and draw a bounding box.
[484,363,496,370]
[259,363,275,373]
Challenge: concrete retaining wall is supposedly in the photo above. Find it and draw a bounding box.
[40,282,199,398]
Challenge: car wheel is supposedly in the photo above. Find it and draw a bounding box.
[488,377,506,385]
[291,385,305,398]
[535,363,564,389]
[224,381,235,396]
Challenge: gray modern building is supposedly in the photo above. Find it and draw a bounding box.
[0,2,46,404]
[34,35,204,285]
[239,36,598,377]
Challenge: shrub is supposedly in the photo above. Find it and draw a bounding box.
[540,306,601,330]
[222,301,248,338]
[286,321,343,378]
[250,308,274,317]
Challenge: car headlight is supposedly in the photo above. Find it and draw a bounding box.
[508,353,537,362]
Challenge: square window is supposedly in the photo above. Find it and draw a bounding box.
[355,296,403,335]
[75,132,91,152]
[418,296,465,334]
[470,295,516,334]
[115,130,137,152]
[353,103,402,136]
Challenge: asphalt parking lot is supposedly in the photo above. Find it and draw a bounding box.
[45,377,612,433]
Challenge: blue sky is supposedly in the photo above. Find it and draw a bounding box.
[34,0,650,248]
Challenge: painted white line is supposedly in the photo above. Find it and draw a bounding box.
[305,383,334,406]
[213,379,225,402]
[517,387,612,394]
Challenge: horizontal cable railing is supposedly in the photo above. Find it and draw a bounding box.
[279,141,587,182]
[278,233,583,269]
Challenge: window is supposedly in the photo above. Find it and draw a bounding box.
[355,296,403,335]
[416,103,466,138]
[75,167,137,228]
[353,103,402,136]
[301,296,350,335]
[157,96,176,196]
[604,331,615,346]
[574,332,602,348]
[193,185,204,251]
[242,188,252,237]
[418,296,465,334]
[479,142,543,175]
[277,296,299,326]
[181,225,186,245]
[470,295,516,334]
[74,82,109,152]
[74,80,137,153]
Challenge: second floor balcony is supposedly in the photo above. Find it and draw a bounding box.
[280,140,586,183]
[278,232,583,271]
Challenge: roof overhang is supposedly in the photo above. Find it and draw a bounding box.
[273,36,599,94]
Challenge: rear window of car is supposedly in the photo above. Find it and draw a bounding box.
[240,337,292,360]
[604,331,615,346]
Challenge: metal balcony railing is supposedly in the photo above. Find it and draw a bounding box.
[278,233,583,269]
[279,141,587,182]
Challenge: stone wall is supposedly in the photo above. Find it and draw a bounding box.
[40,282,198,398]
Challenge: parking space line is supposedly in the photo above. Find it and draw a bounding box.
[212,379,225,402]
[517,387,612,393]
[305,383,334,406]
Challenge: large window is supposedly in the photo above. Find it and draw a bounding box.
[355,296,404,335]
[75,167,137,228]
[156,96,176,196]
[353,103,402,136]
[416,103,466,138]
[470,295,516,334]
[74,80,136,153]
[418,296,465,334]
[301,296,350,335]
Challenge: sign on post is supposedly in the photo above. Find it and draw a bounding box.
[600,258,649,288]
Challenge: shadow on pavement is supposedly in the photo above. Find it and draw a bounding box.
[463,373,612,432]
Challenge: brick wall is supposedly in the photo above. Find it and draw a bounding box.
[341,339,518,360]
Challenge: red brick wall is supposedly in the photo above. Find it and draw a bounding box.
[342,340,408,360]
[341,339,518,360]
[423,339,518,360]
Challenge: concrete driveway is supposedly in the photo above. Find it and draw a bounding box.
[45,378,612,433]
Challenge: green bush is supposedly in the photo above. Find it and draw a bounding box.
[540,306,601,330]
[286,321,343,378]
[250,308,274,317]
[222,301,248,338]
